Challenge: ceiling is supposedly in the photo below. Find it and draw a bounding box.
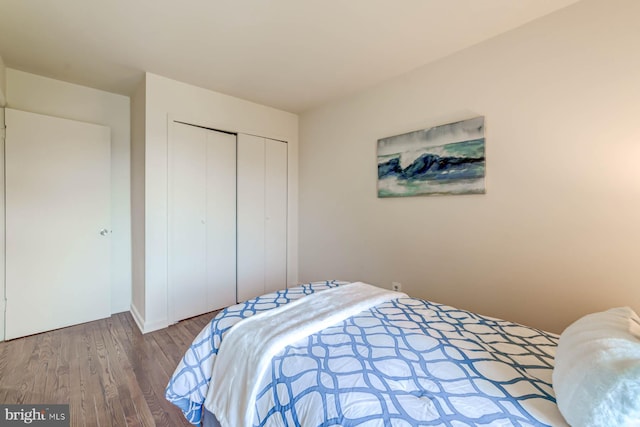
[0,0,580,113]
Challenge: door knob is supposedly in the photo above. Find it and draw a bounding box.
[99,228,110,236]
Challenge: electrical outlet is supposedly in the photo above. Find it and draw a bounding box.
[391,282,402,292]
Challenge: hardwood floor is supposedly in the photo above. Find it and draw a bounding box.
[0,310,219,426]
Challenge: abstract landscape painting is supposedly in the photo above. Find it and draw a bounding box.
[377,117,485,197]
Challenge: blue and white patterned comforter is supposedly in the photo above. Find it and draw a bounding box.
[166,281,568,426]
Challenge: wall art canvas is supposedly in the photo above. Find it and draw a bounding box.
[377,116,485,197]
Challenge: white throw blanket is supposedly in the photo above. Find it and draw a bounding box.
[205,282,406,427]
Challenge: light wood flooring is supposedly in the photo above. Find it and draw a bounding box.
[0,310,220,426]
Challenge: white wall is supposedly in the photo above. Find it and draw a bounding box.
[0,55,4,340]
[132,72,298,332]
[130,76,146,321]
[299,0,640,334]
[0,107,4,341]
[6,69,132,314]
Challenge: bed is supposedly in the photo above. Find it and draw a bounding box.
[166,280,577,426]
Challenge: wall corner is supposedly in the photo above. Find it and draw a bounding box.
[0,106,5,341]
[130,301,167,334]
[131,74,147,321]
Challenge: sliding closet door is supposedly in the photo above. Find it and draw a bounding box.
[237,134,287,302]
[205,129,237,310]
[5,108,111,340]
[237,134,266,301]
[169,123,207,321]
[264,139,287,293]
[168,122,236,322]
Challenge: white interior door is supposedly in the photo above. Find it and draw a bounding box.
[5,108,111,340]
[168,122,236,322]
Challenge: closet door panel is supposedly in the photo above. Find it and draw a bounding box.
[264,139,288,293]
[168,123,207,321]
[237,134,266,302]
[206,131,237,310]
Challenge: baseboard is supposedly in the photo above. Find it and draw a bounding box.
[130,303,168,334]
[130,303,145,333]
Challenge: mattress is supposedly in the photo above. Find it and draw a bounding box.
[166,281,568,426]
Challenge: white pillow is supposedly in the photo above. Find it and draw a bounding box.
[552,307,640,427]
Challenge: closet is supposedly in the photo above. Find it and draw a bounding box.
[168,123,287,322]
[129,74,298,333]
